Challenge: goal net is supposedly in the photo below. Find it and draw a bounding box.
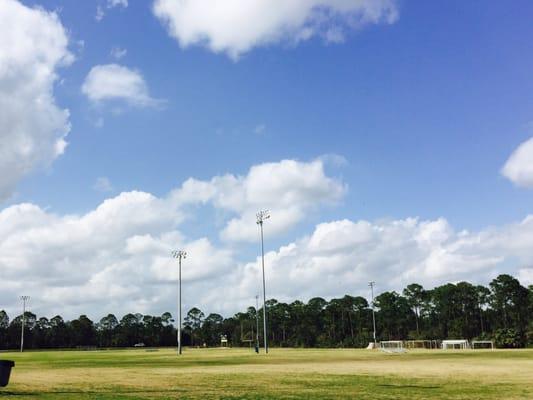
[379,341,406,353]
[471,340,494,350]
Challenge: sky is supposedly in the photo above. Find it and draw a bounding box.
[1,0,533,321]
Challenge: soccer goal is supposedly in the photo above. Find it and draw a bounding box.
[240,321,255,348]
[442,339,469,350]
[471,340,494,350]
[405,340,439,349]
[379,341,406,353]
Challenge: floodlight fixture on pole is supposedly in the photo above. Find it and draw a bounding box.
[369,282,377,345]
[20,295,30,353]
[256,210,270,354]
[172,250,187,355]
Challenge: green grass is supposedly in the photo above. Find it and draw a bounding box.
[1,347,532,399]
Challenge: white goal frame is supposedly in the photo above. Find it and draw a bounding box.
[379,340,406,353]
[471,340,494,350]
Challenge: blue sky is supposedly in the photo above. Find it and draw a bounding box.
[18,0,533,226]
[1,0,533,319]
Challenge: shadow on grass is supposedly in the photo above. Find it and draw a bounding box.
[0,389,186,396]
[377,384,441,389]
[0,392,38,396]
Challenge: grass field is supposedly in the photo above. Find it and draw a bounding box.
[0,347,532,399]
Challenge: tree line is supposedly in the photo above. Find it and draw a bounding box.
[1,274,531,350]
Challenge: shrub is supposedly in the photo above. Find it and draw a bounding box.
[494,328,524,348]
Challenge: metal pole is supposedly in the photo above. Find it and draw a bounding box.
[172,250,186,356]
[20,296,29,352]
[21,297,25,353]
[255,295,260,352]
[259,220,268,353]
[178,255,182,355]
[369,282,376,345]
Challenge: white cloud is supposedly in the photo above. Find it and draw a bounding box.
[1,158,532,321]
[0,158,345,317]
[93,177,113,192]
[236,216,533,305]
[110,47,127,60]
[96,0,128,21]
[0,0,72,201]
[153,0,399,59]
[82,64,159,107]
[0,191,183,314]
[501,137,533,188]
[172,159,346,241]
[0,189,234,319]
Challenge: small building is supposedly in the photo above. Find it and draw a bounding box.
[220,335,229,348]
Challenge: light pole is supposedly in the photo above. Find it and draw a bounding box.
[172,250,187,355]
[369,282,377,345]
[255,295,260,353]
[256,210,270,354]
[20,295,30,352]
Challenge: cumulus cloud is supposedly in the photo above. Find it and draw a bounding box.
[153,0,399,59]
[0,0,72,201]
[501,137,533,188]
[0,192,233,319]
[0,191,184,315]
[1,158,344,317]
[236,216,533,305]
[82,64,159,107]
[172,159,346,241]
[1,158,532,320]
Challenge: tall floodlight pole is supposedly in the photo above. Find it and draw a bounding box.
[369,282,377,345]
[255,295,260,352]
[172,250,187,355]
[256,210,270,354]
[20,295,30,352]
